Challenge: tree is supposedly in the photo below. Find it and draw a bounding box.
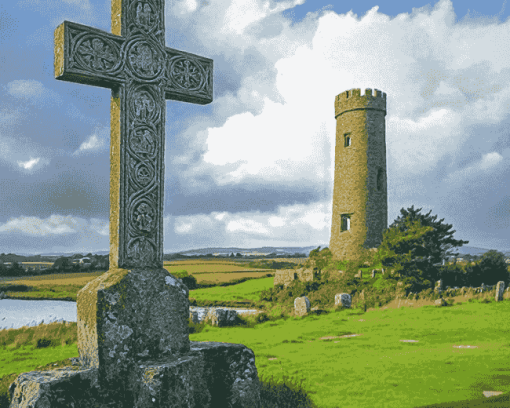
[465,250,509,287]
[307,247,333,272]
[378,206,469,291]
[383,206,469,265]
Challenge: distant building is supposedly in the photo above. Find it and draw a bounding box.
[20,262,53,271]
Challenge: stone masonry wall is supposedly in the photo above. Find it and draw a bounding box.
[274,268,314,287]
[330,88,387,261]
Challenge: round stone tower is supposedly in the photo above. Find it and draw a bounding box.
[329,88,387,261]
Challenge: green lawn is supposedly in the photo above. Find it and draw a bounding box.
[2,273,510,407]
[189,276,274,302]
[190,299,510,408]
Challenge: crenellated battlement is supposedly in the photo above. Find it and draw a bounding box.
[335,88,386,118]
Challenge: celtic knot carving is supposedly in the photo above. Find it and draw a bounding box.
[133,1,158,31]
[127,237,156,266]
[134,163,154,186]
[130,88,161,123]
[129,127,156,158]
[134,202,154,232]
[127,40,164,79]
[169,58,204,90]
[74,36,120,73]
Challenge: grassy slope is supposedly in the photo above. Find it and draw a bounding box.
[2,269,510,407]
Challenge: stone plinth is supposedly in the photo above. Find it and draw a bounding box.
[9,269,262,407]
[77,269,190,391]
[9,342,261,408]
[335,293,351,308]
[496,281,505,302]
[294,296,311,317]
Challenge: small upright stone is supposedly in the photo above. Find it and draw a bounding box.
[496,281,505,302]
[371,269,376,278]
[205,308,238,327]
[435,279,443,292]
[294,296,311,317]
[435,298,447,307]
[335,293,351,308]
[189,310,199,324]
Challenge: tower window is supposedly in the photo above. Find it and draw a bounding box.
[377,168,383,191]
[344,133,351,147]
[341,214,351,231]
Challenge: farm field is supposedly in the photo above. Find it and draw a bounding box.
[189,276,274,303]
[0,268,274,301]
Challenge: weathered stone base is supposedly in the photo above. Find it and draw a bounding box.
[8,342,261,408]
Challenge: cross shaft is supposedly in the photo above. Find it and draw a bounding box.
[54,0,213,269]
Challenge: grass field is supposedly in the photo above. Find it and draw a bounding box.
[189,276,274,302]
[2,263,510,407]
[189,298,510,408]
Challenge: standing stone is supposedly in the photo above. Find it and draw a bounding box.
[8,1,262,407]
[189,310,199,324]
[335,293,351,308]
[435,279,443,292]
[371,269,376,278]
[434,298,447,307]
[294,296,311,317]
[496,281,505,302]
[381,268,385,275]
[205,308,238,327]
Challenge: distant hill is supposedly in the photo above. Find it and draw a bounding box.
[166,246,328,257]
[453,246,510,257]
[7,245,509,259]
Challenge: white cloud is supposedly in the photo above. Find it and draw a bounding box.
[17,157,40,170]
[173,0,510,194]
[175,222,193,234]
[165,202,332,251]
[73,127,109,156]
[0,134,51,172]
[0,215,80,236]
[6,80,61,106]
[89,219,109,236]
[227,219,270,235]
[444,151,504,184]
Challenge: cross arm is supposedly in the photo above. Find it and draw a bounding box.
[163,47,213,105]
[55,21,126,89]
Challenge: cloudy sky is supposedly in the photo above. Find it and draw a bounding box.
[0,0,509,255]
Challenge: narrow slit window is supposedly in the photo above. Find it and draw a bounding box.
[377,168,383,191]
[344,134,351,147]
[341,214,351,231]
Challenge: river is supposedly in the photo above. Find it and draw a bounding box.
[0,299,261,330]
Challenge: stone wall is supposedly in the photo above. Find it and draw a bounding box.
[329,88,388,261]
[274,268,313,287]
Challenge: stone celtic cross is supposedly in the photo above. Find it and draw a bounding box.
[7,1,261,407]
[55,0,213,270]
